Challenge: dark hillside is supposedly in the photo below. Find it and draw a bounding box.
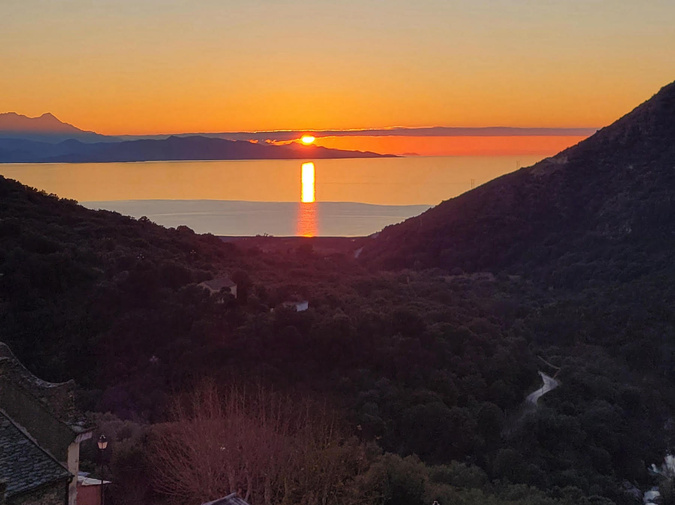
[2,171,674,504]
[0,176,243,390]
[0,176,548,462]
[361,81,675,284]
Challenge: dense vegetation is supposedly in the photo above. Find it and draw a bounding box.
[4,81,675,504]
[2,173,673,505]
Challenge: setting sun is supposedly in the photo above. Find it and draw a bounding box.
[301,135,316,145]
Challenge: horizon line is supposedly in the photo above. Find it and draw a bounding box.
[116,126,598,142]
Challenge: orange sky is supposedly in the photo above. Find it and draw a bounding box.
[1,1,674,139]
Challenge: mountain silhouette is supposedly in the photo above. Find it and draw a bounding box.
[0,112,396,160]
[0,134,391,163]
[361,80,675,284]
[0,112,111,143]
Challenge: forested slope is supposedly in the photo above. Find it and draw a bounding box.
[361,80,675,284]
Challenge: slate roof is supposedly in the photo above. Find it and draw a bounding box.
[0,409,71,497]
[202,492,250,505]
[0,342,88,433]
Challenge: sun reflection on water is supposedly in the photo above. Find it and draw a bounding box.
[301,162,315,203]
[297,162,318,237]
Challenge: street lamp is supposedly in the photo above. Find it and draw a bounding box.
[97,435,108,505]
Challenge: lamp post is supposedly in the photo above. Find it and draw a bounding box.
[97,435,108,505]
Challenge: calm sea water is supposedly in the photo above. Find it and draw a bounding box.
[0,155,542,236]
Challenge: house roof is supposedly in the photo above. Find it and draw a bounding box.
[199,277,236,291]
[0,409,71,497]
[0,342,90,435]
[202,493,250,505]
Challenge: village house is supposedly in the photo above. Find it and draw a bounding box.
[0,343,92,505]
[198,276,237,299]
[0,410,72,504]
[280,300,309,312]
[75,474,111,505]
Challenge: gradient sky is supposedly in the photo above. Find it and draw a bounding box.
[2,0,674,135]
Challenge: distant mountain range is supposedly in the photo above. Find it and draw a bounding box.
[0,113,390,162]
[0,135,390,163]
[0,112,111,143]
[362,80,675,282]
[0,111,597,162]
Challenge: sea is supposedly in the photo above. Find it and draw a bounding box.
[0,155,543,236]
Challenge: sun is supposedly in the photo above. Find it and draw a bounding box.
[301,135,315,145]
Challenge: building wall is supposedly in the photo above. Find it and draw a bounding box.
[8,481,68,505]
[66,442,80,505]
[76,485,102,505]
[0,345,83,505]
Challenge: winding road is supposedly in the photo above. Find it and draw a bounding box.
[526,371,560,405]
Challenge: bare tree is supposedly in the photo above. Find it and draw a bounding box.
[149,381,367,505]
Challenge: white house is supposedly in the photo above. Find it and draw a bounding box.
[198,276,237,299]
[280,300,309,312]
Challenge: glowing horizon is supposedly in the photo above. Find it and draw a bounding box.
[312,135,588,157]
[2,1,673,138]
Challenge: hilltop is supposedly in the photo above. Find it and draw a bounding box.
[361,81,675,287]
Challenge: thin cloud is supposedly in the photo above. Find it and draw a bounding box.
[203,126,598,143]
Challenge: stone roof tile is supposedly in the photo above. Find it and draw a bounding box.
[0,410,71,497]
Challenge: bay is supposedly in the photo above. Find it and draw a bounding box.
[0,155,543,236]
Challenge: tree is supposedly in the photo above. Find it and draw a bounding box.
[149,381,367,505]
[231,269,252,304]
